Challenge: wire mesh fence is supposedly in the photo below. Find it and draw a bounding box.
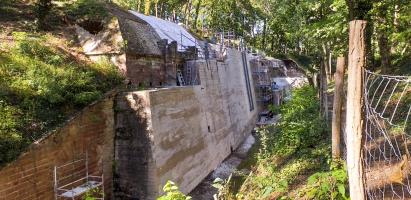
[363,68,411,199]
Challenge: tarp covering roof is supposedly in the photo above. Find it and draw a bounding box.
[129,11,198,52]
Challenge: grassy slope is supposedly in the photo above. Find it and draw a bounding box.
[0,1,123,166]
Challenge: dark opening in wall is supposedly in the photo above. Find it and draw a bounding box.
[78,20,104,35]
[149,82,152,87]
[208,126,211,132]
[159,82,162,86]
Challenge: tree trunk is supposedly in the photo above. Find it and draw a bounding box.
[346,20,366,200]
[332,56,346,159]
[184,0,192,27]
[328,49,332,80]
[365,20,374,69]
[262,18,267,51]
[376,3,391,73]
[320,60,329,121]
[155,0,158,17]
[144,0,151,15]
[193,0,202,30]
[137,0,141,12]
[322,43,332,82]
[378,32,391,73]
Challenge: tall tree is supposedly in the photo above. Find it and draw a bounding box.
[144,0,151,15]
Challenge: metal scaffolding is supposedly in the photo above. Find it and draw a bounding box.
[251,58,273,103]
[54,152,104,200]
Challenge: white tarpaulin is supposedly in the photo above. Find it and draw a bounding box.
[129,11,198,52]
[271,77,307,89]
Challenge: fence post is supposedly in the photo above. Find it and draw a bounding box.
[332,56,345,158]
[346,20,366,199]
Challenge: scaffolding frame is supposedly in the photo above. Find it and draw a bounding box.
[54,152,104,200]
[252,58,273,103]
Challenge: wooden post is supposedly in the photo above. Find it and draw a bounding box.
[346,20,366,200]
[332,56,346,158]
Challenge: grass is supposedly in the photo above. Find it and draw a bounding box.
[0,32,123,166]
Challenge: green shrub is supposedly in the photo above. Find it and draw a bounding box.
[0,32,123,166]
[297,160,349,200]
[66,0,111,28]
[0,101,25,164]
[261,86,326,157]
[74,91,102,106]
[235,85,330,199]
[157,181,192,200]
[34,0,53,29]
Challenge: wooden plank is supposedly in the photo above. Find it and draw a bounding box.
[346,20,366,200]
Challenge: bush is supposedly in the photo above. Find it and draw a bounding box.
[0,32,123,166]
[157,181,192,200]
[74,91,102,106]
[67,0,109,22]
[297,160,349,200]
[0,101,25,164]
[66,0,111,34]
[34,0,53,29]
[235,85,330,199]
[261,86,326,157]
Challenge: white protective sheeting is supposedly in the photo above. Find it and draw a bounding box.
[271,77,308,89]
[129,11,199,52]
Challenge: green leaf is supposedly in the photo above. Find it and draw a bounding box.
[262,186,273,198]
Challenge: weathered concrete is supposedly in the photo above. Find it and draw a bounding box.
[114,49,258,199]
[0,49,259,200]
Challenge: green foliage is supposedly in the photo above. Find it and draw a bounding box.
[297,160,349,200]
[16,34,66,65]
[34,0,53,29]
[67,0,110,23]
[157,181,192,200]
[0,32,122,166]
[267,104,280,115]
[83,188,103,200]
[261,86,326,157]
[0,101,25,164]
[234,85,330,199]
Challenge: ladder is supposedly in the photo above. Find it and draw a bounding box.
[177,70,185,86]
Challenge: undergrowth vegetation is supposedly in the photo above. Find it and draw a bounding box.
[157,181,192,200]
[0,32,123,166]
[218,86,349,199]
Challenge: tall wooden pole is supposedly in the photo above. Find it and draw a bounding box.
[332,56,345,158]
[346,20,366,200]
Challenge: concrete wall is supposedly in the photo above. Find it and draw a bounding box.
[0,47,258,200]
[114,48,258,199]
[0,95,115,200]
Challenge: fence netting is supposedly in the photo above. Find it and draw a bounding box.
[363,68,411,199]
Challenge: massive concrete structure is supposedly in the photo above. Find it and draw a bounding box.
[114,51,258,198]
[0,7,260,200]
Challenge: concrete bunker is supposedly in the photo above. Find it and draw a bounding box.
[109,5,260,199]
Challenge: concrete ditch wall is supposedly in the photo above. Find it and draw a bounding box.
[114,49,258,199]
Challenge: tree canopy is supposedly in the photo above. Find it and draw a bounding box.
[111,0,410,73]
